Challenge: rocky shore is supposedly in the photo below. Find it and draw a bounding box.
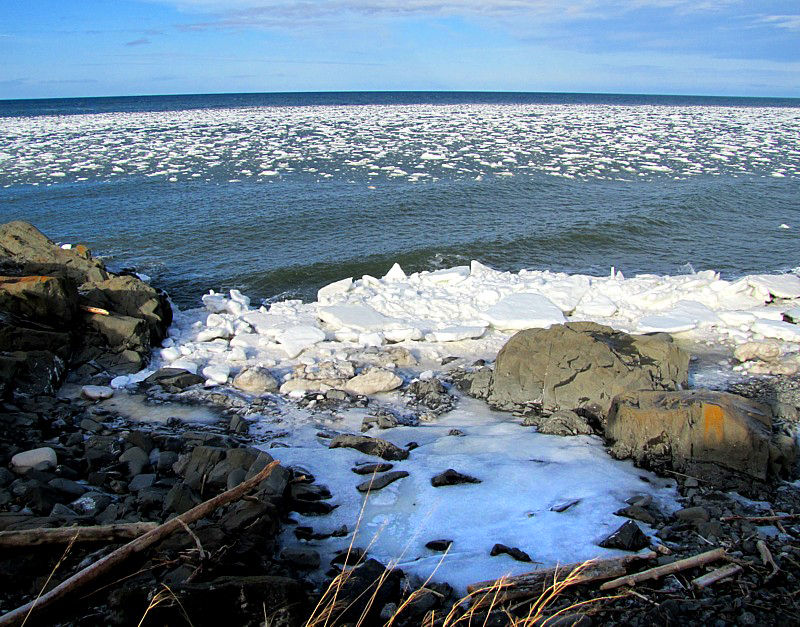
[2,222,800,626]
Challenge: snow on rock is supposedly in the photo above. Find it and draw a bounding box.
[276,325,326,358]
[482,292,565,331]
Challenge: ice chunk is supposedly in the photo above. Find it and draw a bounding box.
[170,359,198,374]
[318,277,353,303]
[576,292,617,317]
[359,332,384,347]
[197,327,231,342]
[420,266,470,286]
[318,304,406,332]
[160,347,181,362]
[240,311,292,336]
[747,274,800,299]
[668,300,722,327]
[431,326,487,342]
[202,364,230,384]
[276,325,326,358]
[229,289,250,307]
[384,328,424,342]
[545,276,590,313]
[718,311,756,326]
[230,333,266,349]
[383,263,407,281]
[636,315,696,334]
[482,293,565,331]
[752,319,800,342]
[201,291,228,313]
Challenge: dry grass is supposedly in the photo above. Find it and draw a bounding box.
[305,553,615,626]
[304,470,615,627]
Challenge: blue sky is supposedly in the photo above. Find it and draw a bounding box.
[1,0,799,99]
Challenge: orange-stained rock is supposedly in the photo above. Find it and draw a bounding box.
[606,389,791,482]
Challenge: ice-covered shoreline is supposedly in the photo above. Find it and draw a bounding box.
[117,261,800,393]
[103,261,800,591]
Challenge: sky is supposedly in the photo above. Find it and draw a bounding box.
[1,0,799,100]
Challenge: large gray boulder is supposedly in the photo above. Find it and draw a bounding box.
[488,322,689,416]
[606,389,795,482]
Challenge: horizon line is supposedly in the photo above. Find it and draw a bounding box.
[2,88,800,104]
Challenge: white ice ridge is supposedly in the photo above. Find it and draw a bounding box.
[128,261,800,391]
[2,103,799,186]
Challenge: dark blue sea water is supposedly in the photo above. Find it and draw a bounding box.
[0,92,798,306]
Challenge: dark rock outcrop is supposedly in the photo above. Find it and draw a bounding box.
[0,221,172,395]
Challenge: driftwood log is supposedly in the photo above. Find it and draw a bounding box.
[0,460,280,627]
[692,563,743,589]
[600,547,727,591]
[0,523,158,547]
[467,551,657,604]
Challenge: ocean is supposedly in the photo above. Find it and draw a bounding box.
[3,91,800,589]
[0,91,798,308]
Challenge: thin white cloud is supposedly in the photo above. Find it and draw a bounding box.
[757,14,800,31]
[150,0,741,22]
[125,37,152,46]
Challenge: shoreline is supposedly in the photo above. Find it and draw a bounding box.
[2,222,800,625]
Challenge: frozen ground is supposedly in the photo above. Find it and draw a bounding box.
[106,260,800,592]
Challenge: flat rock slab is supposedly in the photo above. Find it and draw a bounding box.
[329,435,409,461]
[490,543,532,562]
[431,469,481,487]
[356,470,409,492]
[352,462,394,475]
[425,539,453,552]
